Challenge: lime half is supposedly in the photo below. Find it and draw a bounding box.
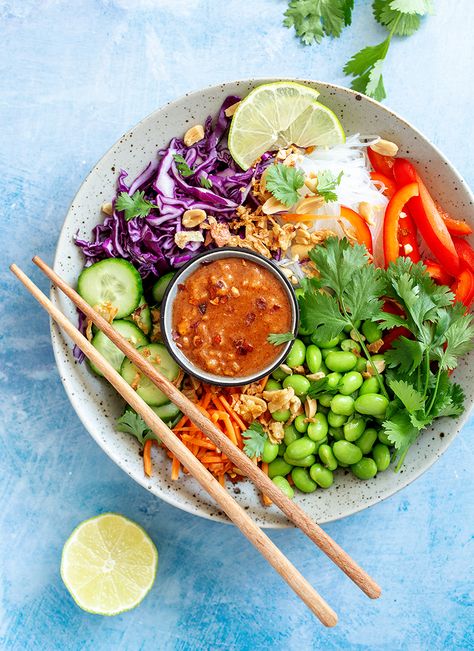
[61,513,158,616]
[228,81,345,170]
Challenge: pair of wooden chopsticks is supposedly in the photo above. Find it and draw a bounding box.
[11,257,381,627]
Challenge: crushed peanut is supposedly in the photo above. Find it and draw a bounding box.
[174,230,204,249]
[234,395,267,422]
[183,124,205,147]
[262,196,287,215]
[182,208,207,228]
[294,196,325,214]
[370,138,399,157]
[224,101,240,117]
[101,202,113,215]
[266,421,285,445]
[359,201,375,226]
[304,397,317,419]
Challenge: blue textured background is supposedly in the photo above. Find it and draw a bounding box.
[1,1,473,649]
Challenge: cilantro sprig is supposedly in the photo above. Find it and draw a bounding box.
[115,191,156,222]
[173,154,195,177]
[267,332,295,346]
[317,170,343,203]
[284,0,354,45]
[116,410,161,445]
[242,421,267,458]
[265,163,305,207]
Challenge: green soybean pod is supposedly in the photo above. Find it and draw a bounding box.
[340,339,362,354]
[272,408,292,422]
[351,457,378,480]
[311,333,340,348]
[291,467,317,493]
[359,376,380,396]
[373,443,391,471]
[318,444,338,470]
[326,372,342,390]
[318,392,333,408]
[283,424,301,446]
[271,367,288,381]
[283,374,311,397]
[261,440,279,464]
[265,378,282,392]
[329,426,344,441]
[338,371,363,396]
[268,457,293,479]
[332,440,363,465]
[321,347,339,360]
[355,427,378,455]
[272,475,294,499]
[355,357,367,373]
[343,415,366,442]
[378,429,392,446]
[286,339,306,368]
[286,436,317,460]
[294,414,308,433]
[330,394,355,416]
[309,463,334,488]
[307,413,329,441]
[319,360,329,375]
[325,351,357,373]
[305,345,322,374]
[354,394,389,418]
[362,320,383,344]
[328,411,348,428]
[284,452,316,467]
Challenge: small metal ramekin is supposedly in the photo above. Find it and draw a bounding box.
[160,247,299,386]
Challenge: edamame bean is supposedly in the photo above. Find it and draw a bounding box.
[355,357,367,373]
[272,475,294,499]
[318,444,338,470]
[286,437,317,460]
[328,411,348,428]
[284,452,316,467]
[329,426,344,441]
[338,371,363,395]
[294,414,308,433]
[354,394,389,418]
[307,413,328,441]
[355,427,378,454]
[271,367,288,381]
[378,430,392,446]
[306,345,322,374]
[359,376,379,395]
[319,392,333,407]
[272,408,292,422]
[326,372,342,390]
[362,320,383,344]
[343,415,366,442]
[268,457,293,478]
[295,288,304,300]
[261,440,279,464]
[372,443,391,471]
[321,347,338,360]
[319,361,329,375]
[310,463,334,488]
[265,378,282,391]
[311,333,340,348]
[318,404,329,414]
[278,442,287,456]
[283,424,301,446]
[283,374,310,397]
[286,339,306,368]
[330,394,355,416]
[344,320,361,333]
[291,467,317,493]
[325,351,357,372]
[340,339,362,354]
[351,457,378,479]
[333,440,363,465]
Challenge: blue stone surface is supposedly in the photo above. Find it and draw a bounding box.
[1,1,473,649]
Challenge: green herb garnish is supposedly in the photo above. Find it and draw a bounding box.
[283,0,354,45]
[267,332,295,346]
[173,154,195,177]
[116,410,161,445]
[199,175,213,189]
[265,163,305,207]
[115,191,156,222]
[317,170,343,203]
[242,421,267,458]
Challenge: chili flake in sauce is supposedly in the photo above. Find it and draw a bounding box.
[172,257,292,377]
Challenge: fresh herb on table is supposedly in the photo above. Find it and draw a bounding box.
[173,154,195,177]
[116,410,161,445]
[265,163,305,207]
[284,0,433,100]
[267,332,295,345]
[316,170,343,203]
[242,421,267,458]
[115,191,156,222]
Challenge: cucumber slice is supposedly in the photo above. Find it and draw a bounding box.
[89,321,148,376]
[151,272,175,304]
[78,258,143,318]
[150,402,182,423]
[125,297,152,335]
[120,343,180,406]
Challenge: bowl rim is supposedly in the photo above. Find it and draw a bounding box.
[51,76,474,528]
[159,246,299,386]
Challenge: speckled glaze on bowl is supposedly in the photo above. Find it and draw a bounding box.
[51,78,474,528]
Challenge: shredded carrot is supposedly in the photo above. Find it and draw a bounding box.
[282,213,334,222]
[218,395,246,430]
[181,435,216,450]
[143,440,153,477]
[171,456,180,480]
[218,474,225,487]
[259,375,269,391]
[211,411,238,445]
[261,462,273,506]
[200,454,224,463]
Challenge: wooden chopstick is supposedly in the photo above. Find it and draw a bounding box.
[32,256,381,601]
[10,262,337,627]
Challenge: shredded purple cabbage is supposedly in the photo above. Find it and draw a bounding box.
[75,96,269,280]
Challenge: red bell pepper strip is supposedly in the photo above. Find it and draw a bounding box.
[451,268,474,307]
[424,259,453,286]
[340,206,373,254]
[383,183,419,266]
[370,172,396,199]
[453,236,474,272]
[393,159,460,273]
[442,216,473,237]
[397,211,421,262]
[367,147,395,178]
[380,326,413,353]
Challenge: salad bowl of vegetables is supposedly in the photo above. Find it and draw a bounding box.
[51,79,474,527]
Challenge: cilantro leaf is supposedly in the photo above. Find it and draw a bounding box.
[242,422,267,458]
[200,175,213,189]
[115,191,156,222]
[430,378,465,419]
[438,312,474,370]
[316,170,343,203]
[283,0,351,45]
[389,0,433,14]
[388,379,425,413]
[384,336,425,374]
[267,332,295,346]
[173,154,194,177]
[308,376,338,398]
[299,290,349,341]
[116,410,161,445]
[308,236,368,295]
[343,39,389,78]
[365,59,386,102]
[383,410,420,470]
[265,163,305,207]
[344,262,385,324]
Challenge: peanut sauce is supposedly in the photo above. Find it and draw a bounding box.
[172,257,292,377]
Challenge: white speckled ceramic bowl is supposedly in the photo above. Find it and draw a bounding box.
[51,79,474,527]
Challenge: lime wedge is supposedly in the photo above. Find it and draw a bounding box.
[228,81,345,170]
[60,513,158,616]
